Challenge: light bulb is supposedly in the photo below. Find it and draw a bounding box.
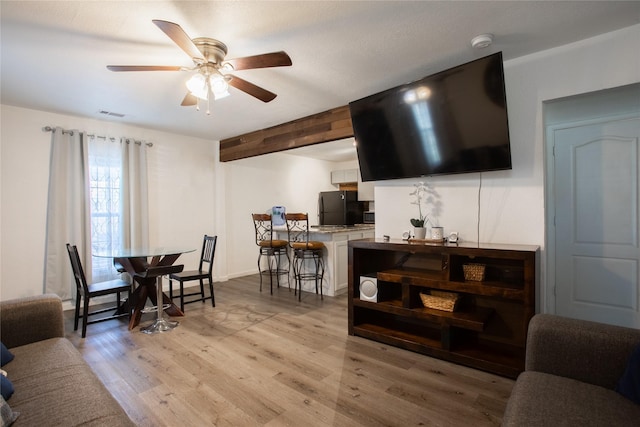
[186,74,208,100]
[210,74,230,100]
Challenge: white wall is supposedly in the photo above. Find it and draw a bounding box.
[374,24,640,312]
[0,105,216,300]
[221,151,346,277]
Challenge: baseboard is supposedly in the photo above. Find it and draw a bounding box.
[227,270,257,280]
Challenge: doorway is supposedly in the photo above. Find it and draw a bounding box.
[545,83,640,328]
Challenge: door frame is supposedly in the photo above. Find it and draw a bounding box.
[544,111,639,315]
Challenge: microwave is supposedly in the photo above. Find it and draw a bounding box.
[363,211,375,224]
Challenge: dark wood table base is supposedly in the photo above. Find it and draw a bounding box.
[115,255,185,330]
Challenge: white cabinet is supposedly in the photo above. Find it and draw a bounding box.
[335,240,349,294]
[330,170,344,184]
[332,168,374,201]
[304,228,375,296]
[331,168,358,184]
[333,229,374,293]
[345,169,358,182]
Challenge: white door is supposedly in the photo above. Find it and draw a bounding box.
[553,115,640,327]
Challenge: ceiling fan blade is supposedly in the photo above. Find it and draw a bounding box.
[227,75,277,103]
[107,65,183,72]
[152,19,205,61]
[181,93,198,106]
[224,51,292,71]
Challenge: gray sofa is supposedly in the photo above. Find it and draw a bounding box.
[503,314,640,426]
[0,294,134,426]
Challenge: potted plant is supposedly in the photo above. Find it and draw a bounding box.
[410,181,430,239]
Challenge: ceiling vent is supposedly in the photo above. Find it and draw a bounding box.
[98,110,125,118]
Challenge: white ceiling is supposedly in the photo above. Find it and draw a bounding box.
[286,137,357,162]
[2,1,639,158]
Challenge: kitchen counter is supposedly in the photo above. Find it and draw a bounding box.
[308,225,375,296]
[275,224,375,297]
[308,224,375,234]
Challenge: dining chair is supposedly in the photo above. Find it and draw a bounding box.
[66,243,132,338]
[285,213,325,301]
[168,235,217,312]
[252,213,290,293]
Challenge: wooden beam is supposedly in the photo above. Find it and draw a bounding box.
[219,105,353,162]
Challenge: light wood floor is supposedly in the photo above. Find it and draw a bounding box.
[64,274,514,426]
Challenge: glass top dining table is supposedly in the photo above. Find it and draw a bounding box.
[94,247,195,333]
[94,247,196,259]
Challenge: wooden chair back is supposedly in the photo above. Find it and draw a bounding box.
[199,235,217,274]
[66,244,90,297]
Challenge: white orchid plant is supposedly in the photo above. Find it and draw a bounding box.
[409,181,431,228]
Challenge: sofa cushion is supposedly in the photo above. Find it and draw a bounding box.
[503,371,640,426]
[8,338,133,426]
[0,395,19,426]
[0,375,14,401]
[616,343,640,404]
[0,342,13,367]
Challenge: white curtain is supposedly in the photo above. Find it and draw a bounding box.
[43,128,90,299]
[121,138,149,249]
[44,130,150,300]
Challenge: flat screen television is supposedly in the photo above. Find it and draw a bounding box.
[349,52,512,181]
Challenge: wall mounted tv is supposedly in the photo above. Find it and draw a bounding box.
[349,52,512,182]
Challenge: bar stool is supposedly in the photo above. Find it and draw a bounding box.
[252,213,290,293]
[285,213,325,301]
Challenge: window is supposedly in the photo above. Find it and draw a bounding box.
[88,137,122,281]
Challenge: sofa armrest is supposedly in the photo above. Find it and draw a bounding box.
[525,313,640,389]
[0,294,65,348]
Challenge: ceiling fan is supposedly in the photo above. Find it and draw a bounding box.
[107,20,292,109]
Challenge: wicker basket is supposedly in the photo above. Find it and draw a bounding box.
[463,263,486,281]
[420,291,459,312]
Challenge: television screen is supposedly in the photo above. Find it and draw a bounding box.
[349,52,512,181]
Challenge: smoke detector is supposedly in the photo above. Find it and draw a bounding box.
[471,34,494,49]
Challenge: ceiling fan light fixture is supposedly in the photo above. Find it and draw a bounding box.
[186,73,208,100]
[210,74,230,100]
[213,90,230,101]
[108,20,292,107]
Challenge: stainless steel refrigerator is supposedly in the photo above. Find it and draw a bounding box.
[318,191,365,225]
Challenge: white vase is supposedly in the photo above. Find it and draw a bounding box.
[430,226,443,240]
[414,227,427,239]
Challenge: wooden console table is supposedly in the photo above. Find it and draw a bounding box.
[348,239,538,378]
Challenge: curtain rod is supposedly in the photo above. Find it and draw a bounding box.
[42,126,153,147]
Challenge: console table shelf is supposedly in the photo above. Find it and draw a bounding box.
[352,323,525,378]
[353,299,493,332]
[378,268,526,300]
[348,239,538,379]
